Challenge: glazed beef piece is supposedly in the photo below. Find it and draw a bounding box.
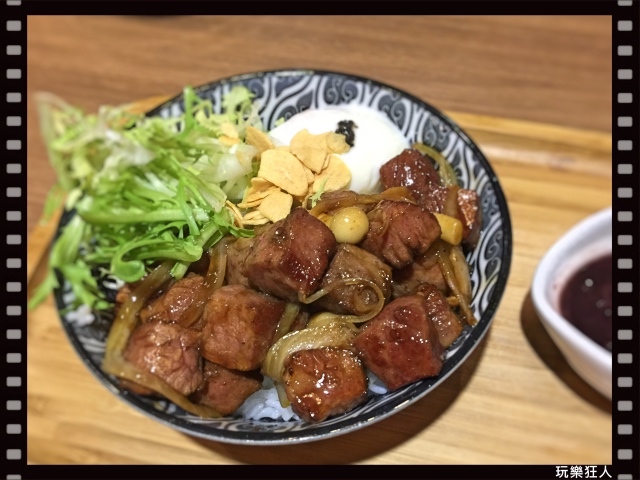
[359,200,441,269]
[283,348,368,423]
[225,237,255,287]
[354,295,445,391]
[392,255,447,298]
[380,148,448,213]
[124,321,203,396]
[201,285,285,371]
[139,273,205,326]
[316,244,392,315]
[379,148,483,249]
[243,207,337,302]
[412,283,463,348]
[191,361,263,415]
[456,188,482,249]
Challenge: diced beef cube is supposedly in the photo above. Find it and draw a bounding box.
[283,348,367,423]
[354,295,445,391]
[201,285,285,371]
[380,149,483,249]
[243,207,337,301]
[124,321,203,396]
[191,361,263,415]
[456,188,482,249]
[225,237,255,287]
[359,201,441,269]
[392,255,447,298]
[316,244,392,315]
[412,283,463,348]
[380,148,448,213]
[139,273,206,326]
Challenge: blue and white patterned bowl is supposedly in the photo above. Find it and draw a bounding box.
[54,69,513,445]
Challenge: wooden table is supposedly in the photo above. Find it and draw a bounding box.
[26,16,613,465]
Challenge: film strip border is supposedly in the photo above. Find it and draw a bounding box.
[1,1,26,479]
[613,1,640,479]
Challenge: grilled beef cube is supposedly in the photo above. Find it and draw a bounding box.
[456,188,482,249]
[412,283,463,348]
[380,149,482,249]
[139,273,205,326]
[201,285,285,371]
[243,207,337,301]
[380,148,448,213]
[124,321,203,396]
[392,255,447,298]
[283,348,367,423]
[354,295,445,391]
[359,201,441,269]
[225,237,255,287]
[191,361,263,415]
[316,244,392,315]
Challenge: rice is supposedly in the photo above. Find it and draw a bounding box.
[235,376,299,421]
[366,369,388,395]
[64,304,95,327]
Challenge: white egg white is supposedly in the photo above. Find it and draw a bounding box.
[268,105,408,194]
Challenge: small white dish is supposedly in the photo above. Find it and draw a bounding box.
[531,207,612,399]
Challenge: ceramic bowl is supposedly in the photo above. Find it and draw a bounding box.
[531,207,612,399]
[54,69,513,444]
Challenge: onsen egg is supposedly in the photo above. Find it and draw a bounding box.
[268,105,408,194]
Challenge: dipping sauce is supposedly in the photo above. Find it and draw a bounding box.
[559,254,612,352]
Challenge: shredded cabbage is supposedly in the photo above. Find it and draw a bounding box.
[30,86,261,311]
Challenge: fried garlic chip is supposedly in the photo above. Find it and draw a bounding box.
[290,129,328,173]
[246,126,275,154]
[258,148,309,197]
[312,154,352,192]
[258,191,294,223]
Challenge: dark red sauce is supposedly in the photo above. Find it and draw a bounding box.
[559,254,612,352]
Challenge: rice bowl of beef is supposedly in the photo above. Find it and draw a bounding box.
[51,69,512,444]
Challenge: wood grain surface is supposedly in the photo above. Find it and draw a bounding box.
[26,15,612,235]
[26,15,613,466]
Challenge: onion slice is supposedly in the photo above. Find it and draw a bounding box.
[434,241,478,326]
[297,278,385,324]
[412,142,458,187]
[262,321,357,382]
[308,187,415,217]
[273,302,302,342]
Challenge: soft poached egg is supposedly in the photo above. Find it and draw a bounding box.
[268,105,408,194]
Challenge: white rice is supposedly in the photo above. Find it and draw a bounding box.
[235,376,299,421]
[366,369,389,395]
[64,304,95,327]
[102,273,126,291]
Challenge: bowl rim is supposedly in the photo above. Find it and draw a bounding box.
[54,68,513,445]
[531,207,612,368]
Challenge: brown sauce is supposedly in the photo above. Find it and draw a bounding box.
[559,254,612,352]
